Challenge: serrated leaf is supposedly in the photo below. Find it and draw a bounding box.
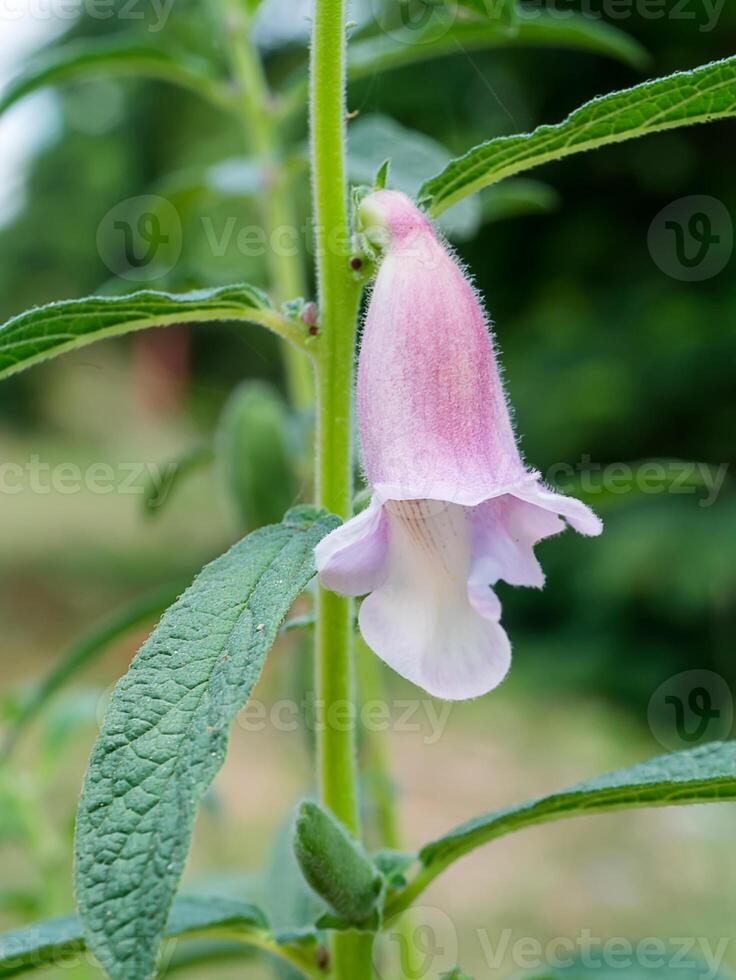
[0,37,234,117]
[419,56,736,215]
[421,741,736,867]
[0,895,266,978]
[346,12,647,82]
[294,801,384,927]
[387,742,736,917]
[74,507,340,980]
[0,285,294,381]
[1,584,185,759]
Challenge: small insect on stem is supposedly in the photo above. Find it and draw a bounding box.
[316,945,330,970]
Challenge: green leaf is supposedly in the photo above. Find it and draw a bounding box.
[0,895,266,978]
[422,740,736,865]
[419,56,736,216]
[441,970,474,980]
[346,12,647,82]
[74,507,340,980]
[372,850,416,890]
[215,381,299,529]
[1,584,185,759]
[387,742,736,918]
[294,801,384,927]
[348,116,556,235]
[0,37,234,117]
[374,159,391,190]
[0,285,302,381]
[165,939,255,975]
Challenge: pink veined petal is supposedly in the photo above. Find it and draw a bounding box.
[466,576,503,622]
[357,499,511,701]
[357,191,527,505]
[468,484,602,592]
[509,481,604,537]
[314,498,388,596]
[315,191,605,702]
[469,493,567,590]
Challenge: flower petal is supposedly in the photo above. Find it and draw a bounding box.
[357,191,527,507]
[358,499,511,700]
[509,481,603,537]
[315,498,388,596]
[469,493,566,589]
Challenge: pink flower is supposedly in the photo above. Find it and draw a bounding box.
[316,190,602,700]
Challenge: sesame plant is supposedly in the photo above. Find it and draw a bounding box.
[1,1,736,978]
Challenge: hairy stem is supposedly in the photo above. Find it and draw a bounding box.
[310,0,371,976]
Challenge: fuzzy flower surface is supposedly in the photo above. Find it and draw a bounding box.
[316,190,602,700]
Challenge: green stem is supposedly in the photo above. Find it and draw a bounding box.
[223,2,315,410]
[206,929,327,980]
[310,0,372,976]
[311,0,359,830]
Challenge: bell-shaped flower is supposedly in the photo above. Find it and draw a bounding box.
[316,190,602,701]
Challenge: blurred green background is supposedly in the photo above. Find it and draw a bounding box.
[0,0,734,976]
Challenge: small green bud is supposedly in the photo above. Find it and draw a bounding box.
[293,801,383,925]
